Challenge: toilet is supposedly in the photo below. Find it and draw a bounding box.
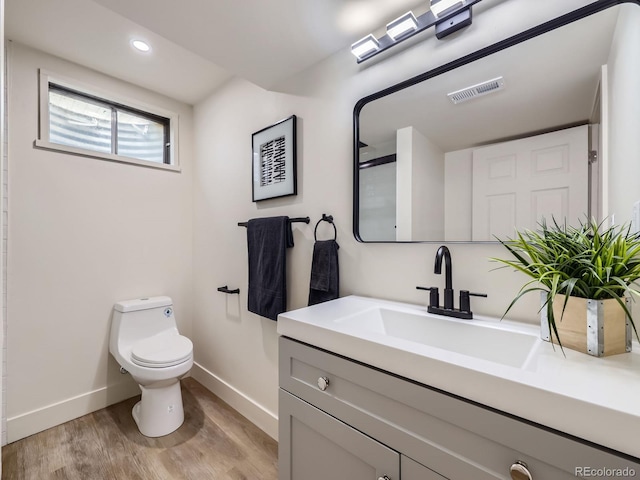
[109,296,193,437]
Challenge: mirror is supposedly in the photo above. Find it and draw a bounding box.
[354,2,640,242]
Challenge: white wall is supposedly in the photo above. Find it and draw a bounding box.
[444,148,473,240]
[396,127,414,241]
[396,127,444,241]
[1,0,6,456]
[191,0,595,439]
[607,4,640,227]
[412,129,444,241]
[6,42,194,442]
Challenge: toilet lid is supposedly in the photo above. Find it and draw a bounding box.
[131,333,193,368]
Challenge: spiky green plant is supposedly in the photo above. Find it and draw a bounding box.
[492,218,640,348]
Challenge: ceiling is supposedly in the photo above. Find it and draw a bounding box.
[5,0,423,105]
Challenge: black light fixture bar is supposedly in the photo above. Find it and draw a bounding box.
[354,0,483,63]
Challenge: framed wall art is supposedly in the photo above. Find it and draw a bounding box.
[252,115,297,202]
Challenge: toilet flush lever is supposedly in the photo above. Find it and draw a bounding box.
[119,367,128,375]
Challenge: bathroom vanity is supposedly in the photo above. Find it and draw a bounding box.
[277,296,640,480]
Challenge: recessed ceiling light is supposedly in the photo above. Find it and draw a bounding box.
[131,40,151,52]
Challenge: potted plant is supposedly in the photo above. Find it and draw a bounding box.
[493,218,640,356]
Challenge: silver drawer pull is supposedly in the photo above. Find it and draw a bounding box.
[317,376,330,391]
[377,476,390,480]
[510,460,532,480]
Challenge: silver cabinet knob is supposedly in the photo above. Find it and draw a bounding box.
[317,376,330,391]
[377,476,390,480]
[510,460,532,480]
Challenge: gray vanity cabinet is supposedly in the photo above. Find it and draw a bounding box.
[279,390,400,480]
[401,456,447,480]
[278,337,640,480]
[279,389,443,480]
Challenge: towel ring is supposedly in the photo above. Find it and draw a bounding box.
[314,214,337,241]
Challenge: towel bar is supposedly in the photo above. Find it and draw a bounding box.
[238,216,310,227]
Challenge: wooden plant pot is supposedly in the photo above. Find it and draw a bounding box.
[540,293,632,357]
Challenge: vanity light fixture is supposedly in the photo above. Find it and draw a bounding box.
[430,0,465,18]
[386,12,419,41]
[351,0,482,63]
[131,39,151,53]
[351,34,381,60]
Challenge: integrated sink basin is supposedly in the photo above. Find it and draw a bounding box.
[336,307,540,368]
[277,295,541,370]
[277,295,640,458]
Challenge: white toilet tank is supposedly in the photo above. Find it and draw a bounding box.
[110,296,178,353]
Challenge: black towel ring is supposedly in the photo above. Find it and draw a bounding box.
[314,214,337,241]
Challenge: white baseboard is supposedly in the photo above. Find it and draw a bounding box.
[191,362,278,441]
[6,380,140,443]
[6,365,279,444]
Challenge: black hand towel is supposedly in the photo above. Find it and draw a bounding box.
[247,216,294,321]
[308,239,339,306]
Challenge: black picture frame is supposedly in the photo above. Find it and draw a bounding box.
[252,115,297,202]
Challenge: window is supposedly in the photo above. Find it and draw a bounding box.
[37,71,178,171]
[48,84,169,164]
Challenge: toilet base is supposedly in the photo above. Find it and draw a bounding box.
[132,380,185,437]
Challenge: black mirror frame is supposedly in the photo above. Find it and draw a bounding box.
[353,0,638,243]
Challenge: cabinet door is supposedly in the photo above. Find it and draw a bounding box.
[401,456,448,479]
[279,389,400,480]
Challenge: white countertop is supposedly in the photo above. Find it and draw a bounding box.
[277,295,640,458]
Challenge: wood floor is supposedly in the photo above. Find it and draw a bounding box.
[1,378,279,480]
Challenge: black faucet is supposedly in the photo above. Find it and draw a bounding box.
[416,245,487,320]
[434,245,454,310]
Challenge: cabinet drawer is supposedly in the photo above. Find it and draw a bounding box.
[279,389,400,480]
[279,337,639,480]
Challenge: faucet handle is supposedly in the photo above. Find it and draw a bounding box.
[460,290,487,313]
[417,286,439,308]
[469,292,488,298]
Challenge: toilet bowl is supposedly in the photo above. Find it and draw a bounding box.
[110,296,193,437]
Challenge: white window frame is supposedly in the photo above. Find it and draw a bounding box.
[35,69,180,172]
